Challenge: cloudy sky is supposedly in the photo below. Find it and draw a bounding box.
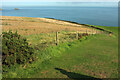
[1,0,119,7]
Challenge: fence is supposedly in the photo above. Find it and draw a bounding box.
[34,29,106,49]
[54,29,101,45]
[32,28,113,51]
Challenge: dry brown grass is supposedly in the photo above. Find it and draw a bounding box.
[1,16,99,35]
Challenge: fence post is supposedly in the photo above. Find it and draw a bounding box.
[86,29,88,34]
[96,30,97,34]
[102,31,104,34]
[56,32,58,45]
[92,28,93,35]
[76,31,78,40]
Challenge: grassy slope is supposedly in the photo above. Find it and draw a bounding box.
[2,26,118,78]
[30,26,118,78]
[2,16,96,35]
[2,17,118,78]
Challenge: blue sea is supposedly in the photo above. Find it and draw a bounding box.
[1,6,118,27]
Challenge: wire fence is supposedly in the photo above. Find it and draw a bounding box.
[33,29,109,50]
[54,29,102,45]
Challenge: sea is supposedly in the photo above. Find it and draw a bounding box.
[1,6,118,27]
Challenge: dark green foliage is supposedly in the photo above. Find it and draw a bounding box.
[2,30,35,67]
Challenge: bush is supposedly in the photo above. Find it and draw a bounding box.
[2,30,35,67]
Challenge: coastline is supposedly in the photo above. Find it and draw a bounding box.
[1,16,95,35]
[1,16,113,35]
[43,17,114,34]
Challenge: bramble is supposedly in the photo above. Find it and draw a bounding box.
[2,30,35,67]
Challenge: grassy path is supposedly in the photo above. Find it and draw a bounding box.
[31,33,118,78]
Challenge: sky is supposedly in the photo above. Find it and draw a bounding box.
[1,0,119,7]
[2,0,119,2]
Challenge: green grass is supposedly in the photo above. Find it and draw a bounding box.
[2,26,118,78]
[31,26,118,78]
[2,39,86,78]
[90,25,118,35]
[23,31,81,50]
[31,33,118,78]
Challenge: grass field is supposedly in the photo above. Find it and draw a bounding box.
[2,16,102,50]
[1,16,118,78]
[2,16,100,35]
[32,35,118,78]
[30,26,118,78]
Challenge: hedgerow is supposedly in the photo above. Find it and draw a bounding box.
[2,31,35,68]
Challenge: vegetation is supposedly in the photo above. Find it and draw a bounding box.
[1,16,118,78]
[2,31,35,72]
[31,26,118,78]
[2,34,89,78]
[2,22,11,26]
[2,28,118,78]
[2,16,100,35]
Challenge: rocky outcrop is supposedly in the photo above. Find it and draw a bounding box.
[14,8,19,10]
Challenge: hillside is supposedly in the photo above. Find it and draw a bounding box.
[2,16,99,35]
[1,16,118,78]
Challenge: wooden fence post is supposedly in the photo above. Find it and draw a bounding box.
[86,29,88,34]
[102,31,104,34]
[92,28,93,35]
[96,30,97,34]
[76,31,78,40]
[56,32,58,45]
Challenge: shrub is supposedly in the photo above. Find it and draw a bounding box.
[82,33,89,36]
[2,30,35,67]
[78,33,89,40]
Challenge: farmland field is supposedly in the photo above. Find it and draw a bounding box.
[1,16,118,78]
